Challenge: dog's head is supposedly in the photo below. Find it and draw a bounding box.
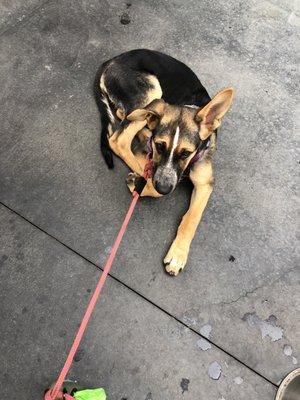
[127,88,234,195]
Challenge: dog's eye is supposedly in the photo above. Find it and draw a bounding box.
[155,142,166,154]
[180,150,192,159]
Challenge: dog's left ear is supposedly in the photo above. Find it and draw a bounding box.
[195,87,235,140]
[127,99,165,130]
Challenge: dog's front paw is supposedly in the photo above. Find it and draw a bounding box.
[126,172,139,193]
[164,240,189,276]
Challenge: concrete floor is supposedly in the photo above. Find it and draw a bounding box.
[0,1,299,399]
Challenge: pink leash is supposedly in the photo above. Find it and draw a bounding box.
[45,160,152,400]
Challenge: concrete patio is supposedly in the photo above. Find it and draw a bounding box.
[0,0,299,399]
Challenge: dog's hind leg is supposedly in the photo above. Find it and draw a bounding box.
[164,159,214,276]
[125,151,161,197]
[94,68,115,169]
[99,100,115,169]
[109,120,148,175]
[108,120,161,197]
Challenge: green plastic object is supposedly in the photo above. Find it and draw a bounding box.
[73,388,106,400]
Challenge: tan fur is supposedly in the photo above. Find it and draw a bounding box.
[164,158,214,275]
[153,136,171,148]
[116,108,125,120]
[181,107,199,132]
[145,75,163,105]
[108,120,147,175]
[197,87,234,140]
[176,138,197,153]
[137,127,152,143]
[160,106,180,126]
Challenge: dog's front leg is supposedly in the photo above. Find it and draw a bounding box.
[164,160,214,276]
[109,120,147,175]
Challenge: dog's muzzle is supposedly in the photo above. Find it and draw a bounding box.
[153,166,177,195]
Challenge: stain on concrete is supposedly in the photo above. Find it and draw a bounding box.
[37,294,48,305]
[0,254,8,266]
[16,251,24,261]
[283,344,298,365]
[242,312,283,341]
[283,345,293,356]
[182,316,197,326]
[120,12,131,25]
[200,324,212,338]
[180,378,190,394]
[196,338,211,351]
[234,376,244,385]
[97,246,113,265]
[288,12,300,27]
[148,271,157,286]
[208,361,222,380]
[74,348,85,362]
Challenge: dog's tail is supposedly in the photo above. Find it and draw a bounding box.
[93,67,114,169]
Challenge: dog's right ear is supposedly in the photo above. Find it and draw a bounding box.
[127,99,165,130]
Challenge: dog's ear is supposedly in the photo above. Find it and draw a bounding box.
[195,88,234,140]
[127,99,165,130]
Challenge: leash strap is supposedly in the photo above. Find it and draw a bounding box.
[133,156,153,195]
[45,162,151,400]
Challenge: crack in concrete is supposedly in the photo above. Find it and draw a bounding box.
[212,265,298,306]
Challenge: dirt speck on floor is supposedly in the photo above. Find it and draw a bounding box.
[120,12,131,25]
[180,378,190,394]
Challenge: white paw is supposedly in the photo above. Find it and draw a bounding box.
[164,241,189,276]
[126,172,139,193]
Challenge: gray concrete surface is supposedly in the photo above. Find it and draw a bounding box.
[0,205,277,399]
[0,0,299,398]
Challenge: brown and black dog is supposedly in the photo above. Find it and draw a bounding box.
[94,49,234,276]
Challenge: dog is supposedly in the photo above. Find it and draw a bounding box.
[94,49,234,276]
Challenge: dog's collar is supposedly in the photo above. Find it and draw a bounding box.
[147,137,153,158]
[188,138,210,166]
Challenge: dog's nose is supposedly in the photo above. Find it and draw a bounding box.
[154,181,173,195]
